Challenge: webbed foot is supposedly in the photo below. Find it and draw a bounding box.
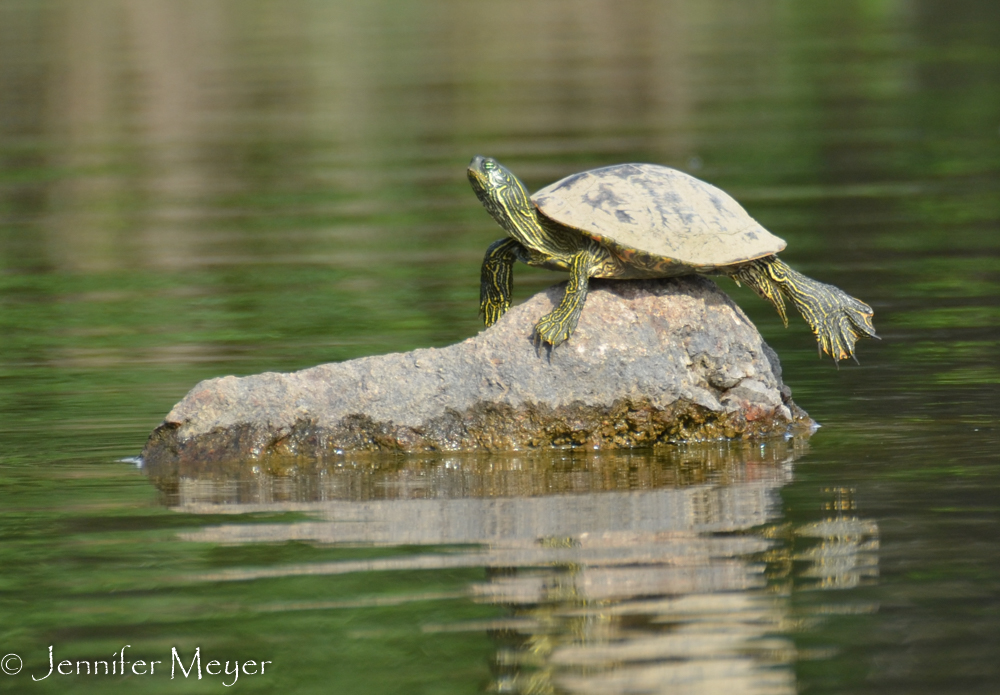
[736,256,877,363]
[534,304,584,346]
[808,291,878,362]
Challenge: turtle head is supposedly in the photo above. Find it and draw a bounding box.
[468,156,541,247]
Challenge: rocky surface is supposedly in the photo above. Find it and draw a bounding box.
[141,277,812,467]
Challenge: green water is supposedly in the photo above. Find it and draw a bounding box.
[1,1,998,693]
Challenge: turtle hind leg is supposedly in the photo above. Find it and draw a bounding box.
[732,260,789,327]
[534,242,609,346]
[737,256,877,362]
[480,238,524,327]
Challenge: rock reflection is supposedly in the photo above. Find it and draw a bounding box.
[147,438,878,694]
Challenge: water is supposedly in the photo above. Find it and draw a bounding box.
[1,1,998,693]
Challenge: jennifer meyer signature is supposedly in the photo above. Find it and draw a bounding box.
[3,646,270,687]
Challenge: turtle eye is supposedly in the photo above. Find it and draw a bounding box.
[483,159,496,171]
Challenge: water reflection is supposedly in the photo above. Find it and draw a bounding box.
[146,439,879,694]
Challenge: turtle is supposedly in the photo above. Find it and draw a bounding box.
[467,155,877,362]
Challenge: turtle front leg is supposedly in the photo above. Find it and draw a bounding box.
[534,242,610,347]
[480,237,524,327]
[734,256,877,362]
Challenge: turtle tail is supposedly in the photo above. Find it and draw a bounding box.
[733,256,877,362]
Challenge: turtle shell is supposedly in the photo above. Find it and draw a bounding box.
[531,163,785,268]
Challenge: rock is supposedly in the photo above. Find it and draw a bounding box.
[141,277,813,467]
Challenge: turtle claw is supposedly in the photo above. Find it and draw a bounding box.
[533,314,574,347]
[811,298,876,363]
[530,331,555,362]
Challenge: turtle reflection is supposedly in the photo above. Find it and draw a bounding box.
[147,439,878,694]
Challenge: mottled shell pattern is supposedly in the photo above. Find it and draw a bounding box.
[531,163,786,275]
